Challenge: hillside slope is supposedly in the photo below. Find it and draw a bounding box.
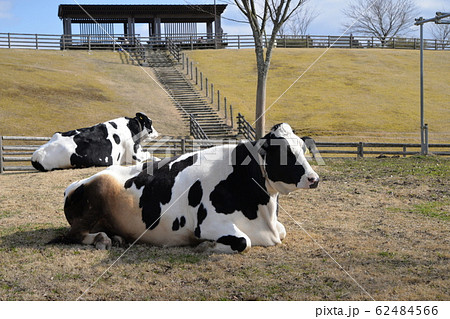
[0,49,187,137]
[186,48,449,143]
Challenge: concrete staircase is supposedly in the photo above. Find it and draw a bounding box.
[145,50,235,139]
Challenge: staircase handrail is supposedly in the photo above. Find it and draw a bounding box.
[167,38,181,62]
[237,113,256,140]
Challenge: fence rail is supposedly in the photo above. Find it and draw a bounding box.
[1,33,448,51]
[1,135,449,174]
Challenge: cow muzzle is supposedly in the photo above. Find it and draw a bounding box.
[308,176,320,189]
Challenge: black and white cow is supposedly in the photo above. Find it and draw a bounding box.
[52,123,319,253]
[31,113,158,171]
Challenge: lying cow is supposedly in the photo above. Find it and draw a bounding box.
[31,113,158,171]
[52,123,319,253]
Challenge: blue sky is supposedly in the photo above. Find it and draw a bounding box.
[0,0,447,38]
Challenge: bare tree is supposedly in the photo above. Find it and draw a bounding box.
[430,14,450,49]
[342,0,418,46]
[234,0,307,138]
[279,2,318,36]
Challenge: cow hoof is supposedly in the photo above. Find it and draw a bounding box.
[112,235,126,248]
[93,233,112,250]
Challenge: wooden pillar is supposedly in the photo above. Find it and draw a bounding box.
[63,18,72,35]
[127,17,135,38]
[206,22,213,39]
[154,17,161,40]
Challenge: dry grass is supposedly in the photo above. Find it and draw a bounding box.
[186,48,450,143]
[0,49,187,137]
[0,157,448,301]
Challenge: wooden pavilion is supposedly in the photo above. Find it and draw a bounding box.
[58,4,227,40]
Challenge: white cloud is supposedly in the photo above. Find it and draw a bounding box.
[0,0,12,19]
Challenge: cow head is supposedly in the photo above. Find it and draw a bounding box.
[136,112,158,140]
[258,123,319,194]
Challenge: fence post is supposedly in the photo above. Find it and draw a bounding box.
[8,33,11,49]
[224,97,227,118]
[211,83,214,104]
[190,61,193,80]
[230,105,234,128]
[238,35,240,50]
[206,78,208,97]
[186,57,189,75]
[195,67,198,85]
[182,53,185,69]
[424,124,429,155]
[403,145,407,158]
[200,72,203,90]
[0,136,3,174]
[217,90,220,110]
[35,34,39,50]
[181,138,186,154]
[357,142,364,158]
[88,35,91,51]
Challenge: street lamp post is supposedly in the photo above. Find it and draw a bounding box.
[414,12,450,155]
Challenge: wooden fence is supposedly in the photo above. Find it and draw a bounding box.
[1,135,449,174]
[1,33,448,51]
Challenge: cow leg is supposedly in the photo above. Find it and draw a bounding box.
[81,232,112,250]
[276,221,286,241]
[196,223,251,254]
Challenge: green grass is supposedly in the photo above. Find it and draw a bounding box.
[0,49,187,137]
[411,201,449,221]
[186,48,450,142]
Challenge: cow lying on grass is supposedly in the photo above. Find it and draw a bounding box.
[31,113,158,171]
[51,123,319,253]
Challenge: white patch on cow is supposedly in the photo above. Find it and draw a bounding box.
[31,133,77,171]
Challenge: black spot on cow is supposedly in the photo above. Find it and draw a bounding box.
[31,160,46,172]
[217,235,247,252]
[262,136,305,186]
[60,129,78,137]
[172,218,180,231]
[188,180,203,207]
[172,216,187,231]
[125,154,198,230]
[113,134,121,144]
[117,153,121,162]
[108,121,118,129]
[209,142,270,220]
[194,204,207,238]
[69,124,113,168]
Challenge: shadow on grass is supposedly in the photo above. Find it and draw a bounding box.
[0,226,211,265]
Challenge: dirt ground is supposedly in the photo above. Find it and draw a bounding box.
[0,157,448,301]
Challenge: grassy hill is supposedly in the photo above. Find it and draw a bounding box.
[186,48,449,143]
[0,49,187,137]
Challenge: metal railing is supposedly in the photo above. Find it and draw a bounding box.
[236,113,256,140]
[1,33,448,51]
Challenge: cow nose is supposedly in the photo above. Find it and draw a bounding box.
[308,177,319,189]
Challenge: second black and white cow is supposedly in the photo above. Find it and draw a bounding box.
[31,113,158,171]
[53,123,319,253]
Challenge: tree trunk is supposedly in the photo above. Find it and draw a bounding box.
[255,70,267,139]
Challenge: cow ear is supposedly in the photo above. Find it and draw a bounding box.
[136,112,148,121]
